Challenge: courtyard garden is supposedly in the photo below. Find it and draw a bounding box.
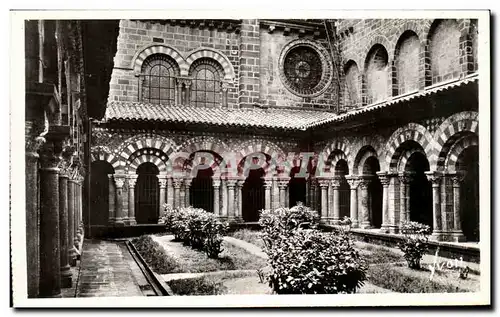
[131,205,480,296]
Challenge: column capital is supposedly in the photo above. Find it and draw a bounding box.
[330,176,342,188]
[159,177,168,189]
[127,174,138,188]
[226,177,238,188]
[398,171,413,184]
[376,172,391,187]
[173,177,184,189]
[213,179,221,188]
[358,178,371,189]
[277,177,290,188]
[317,177,330,188]
[263,178,273,189]
[425,171,442,187]
[345,175,361,189]
[450,172,466,186]
[114,175,126,189]
[184,177,193,187]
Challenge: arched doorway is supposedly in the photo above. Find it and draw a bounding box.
[335,160,351,219]
[289,166,307,207]
[135,162,160,224]
[364,157,382,228]
[457,146,479,242]
[406,152,433,228]
[242,167,265,222]
[190,167,215,213]
[90,161,114,226]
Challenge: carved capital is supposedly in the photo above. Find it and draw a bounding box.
[173,178,183,189]
[330,177,342,188]
[263,178,273,189]
[213,179,221,188]
[114,177,125,189]
[236,178,245,187]
[345,176,360,189]
[226,177,238,188]
[221,81,230,92]
[278,177,290,188]
[128,174,138,188]
[376,172,391,187]
[358,179,370,189]
[398,172,413,185]
[317,177,330,188]
[425,171,442,187]
[184,177,193,187]
[159,177,168,189]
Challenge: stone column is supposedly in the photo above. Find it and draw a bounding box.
[113,175,126,226]
[398,172,411,227]
[236,178,245,221]
[426,171,443,240]
[179,179,187,208]
[359,178,372,229]
[318,178,329,222]
[272,176,279,210]
[107,174,116,224]
[451,175,466,242]
[278,177,289,207]
[58,172,72,288]
[331,177,342,225]
[67,178,77,266]
[121,177,129,225]
[213,178,221,215]
[127,174,137,225]
[264,178,272,210]
[346,176,360,228]
[166,177,174,208]
[184,177,192,207]
[327,179,333,222]
[227,178,237,220]
[74,177,83,258]
[310,178,318,211]
[158,176,167,221]
[25,134,42,298]
[377,172,391,233]
[387,173,399,233]
[173,178,183,209]
[221,177,228,218]
[38,130,67,298]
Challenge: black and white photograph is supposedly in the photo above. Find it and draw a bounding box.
[10,9,491,307]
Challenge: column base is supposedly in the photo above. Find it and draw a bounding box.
[388,225,399,234]
[60,265,72,288]
[380,224,391,233]
[108,218,115,226]
[128,218,137,225]
[68,246,78,266]
[359,221,373,229]
[113,218,126,226]
[429,230,444,241]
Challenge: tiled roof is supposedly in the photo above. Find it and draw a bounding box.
[104,102,338,131]
[104,74,478,131]
[305,74,479,129]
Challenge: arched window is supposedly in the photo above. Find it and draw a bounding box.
[140,54,178,104]
[190,59,223,107]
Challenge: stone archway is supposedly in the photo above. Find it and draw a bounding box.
[90,160,115,227]
[135,162,160,224]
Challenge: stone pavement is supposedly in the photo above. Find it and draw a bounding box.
[66,239,153,297]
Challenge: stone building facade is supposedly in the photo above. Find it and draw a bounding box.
[91,19,479,245]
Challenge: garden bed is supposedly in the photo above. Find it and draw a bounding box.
[152,234,267,273]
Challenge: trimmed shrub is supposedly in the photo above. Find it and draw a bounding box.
[259,203,320,250]
[131,235,181,274]
[266,229,367,294]
[259,205,366,294]
[398,221,432,269]
[168,276,227,296]
[159,205,228,259]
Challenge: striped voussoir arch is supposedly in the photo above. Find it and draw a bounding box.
[434,111,478,171]
[444,134,478,173]
[119,135,177,163]
[354,146,378,174]
[398,147,426,172]
[321,141,351,165]
[386,124,434,173]
[132,44,187,76]
[236,139,285,175]
[90,149,121,170]
[128,154,169,174]
[185,48,235,80]
[178,136,228,155]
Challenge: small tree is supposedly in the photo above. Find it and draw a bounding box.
[398,221,431,269]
